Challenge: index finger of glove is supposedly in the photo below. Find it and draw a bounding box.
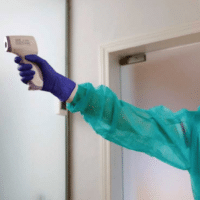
[15,56,22,64]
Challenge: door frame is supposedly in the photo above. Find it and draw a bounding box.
[99,20,200,200]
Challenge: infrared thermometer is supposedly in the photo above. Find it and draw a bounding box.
[4,35,43,90]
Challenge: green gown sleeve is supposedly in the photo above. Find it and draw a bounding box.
[67,83,193,170]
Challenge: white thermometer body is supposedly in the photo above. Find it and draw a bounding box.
[5,36,43,90]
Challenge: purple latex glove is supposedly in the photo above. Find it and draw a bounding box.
[15,54,76,102]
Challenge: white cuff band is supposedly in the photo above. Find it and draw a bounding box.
[66,84,78,103]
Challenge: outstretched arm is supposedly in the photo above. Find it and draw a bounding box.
[14,55,192,171]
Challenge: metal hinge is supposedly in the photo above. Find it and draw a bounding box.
[119,53,146,66]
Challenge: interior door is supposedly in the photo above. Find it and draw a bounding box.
[120,42,200,199]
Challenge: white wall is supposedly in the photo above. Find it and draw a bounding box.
[69,0,200,199]
[121,43,200,199]
[0,1,66,199]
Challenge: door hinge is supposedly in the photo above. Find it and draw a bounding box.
[119,53,146,65]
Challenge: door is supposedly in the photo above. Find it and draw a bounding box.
[120,42,200,199]
[0,0,67,199]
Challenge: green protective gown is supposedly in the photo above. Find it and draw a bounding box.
[67,82,199,199]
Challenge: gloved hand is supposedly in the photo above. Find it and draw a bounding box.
[14,54,76,102]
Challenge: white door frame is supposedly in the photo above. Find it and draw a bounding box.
[99,20,200,200]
